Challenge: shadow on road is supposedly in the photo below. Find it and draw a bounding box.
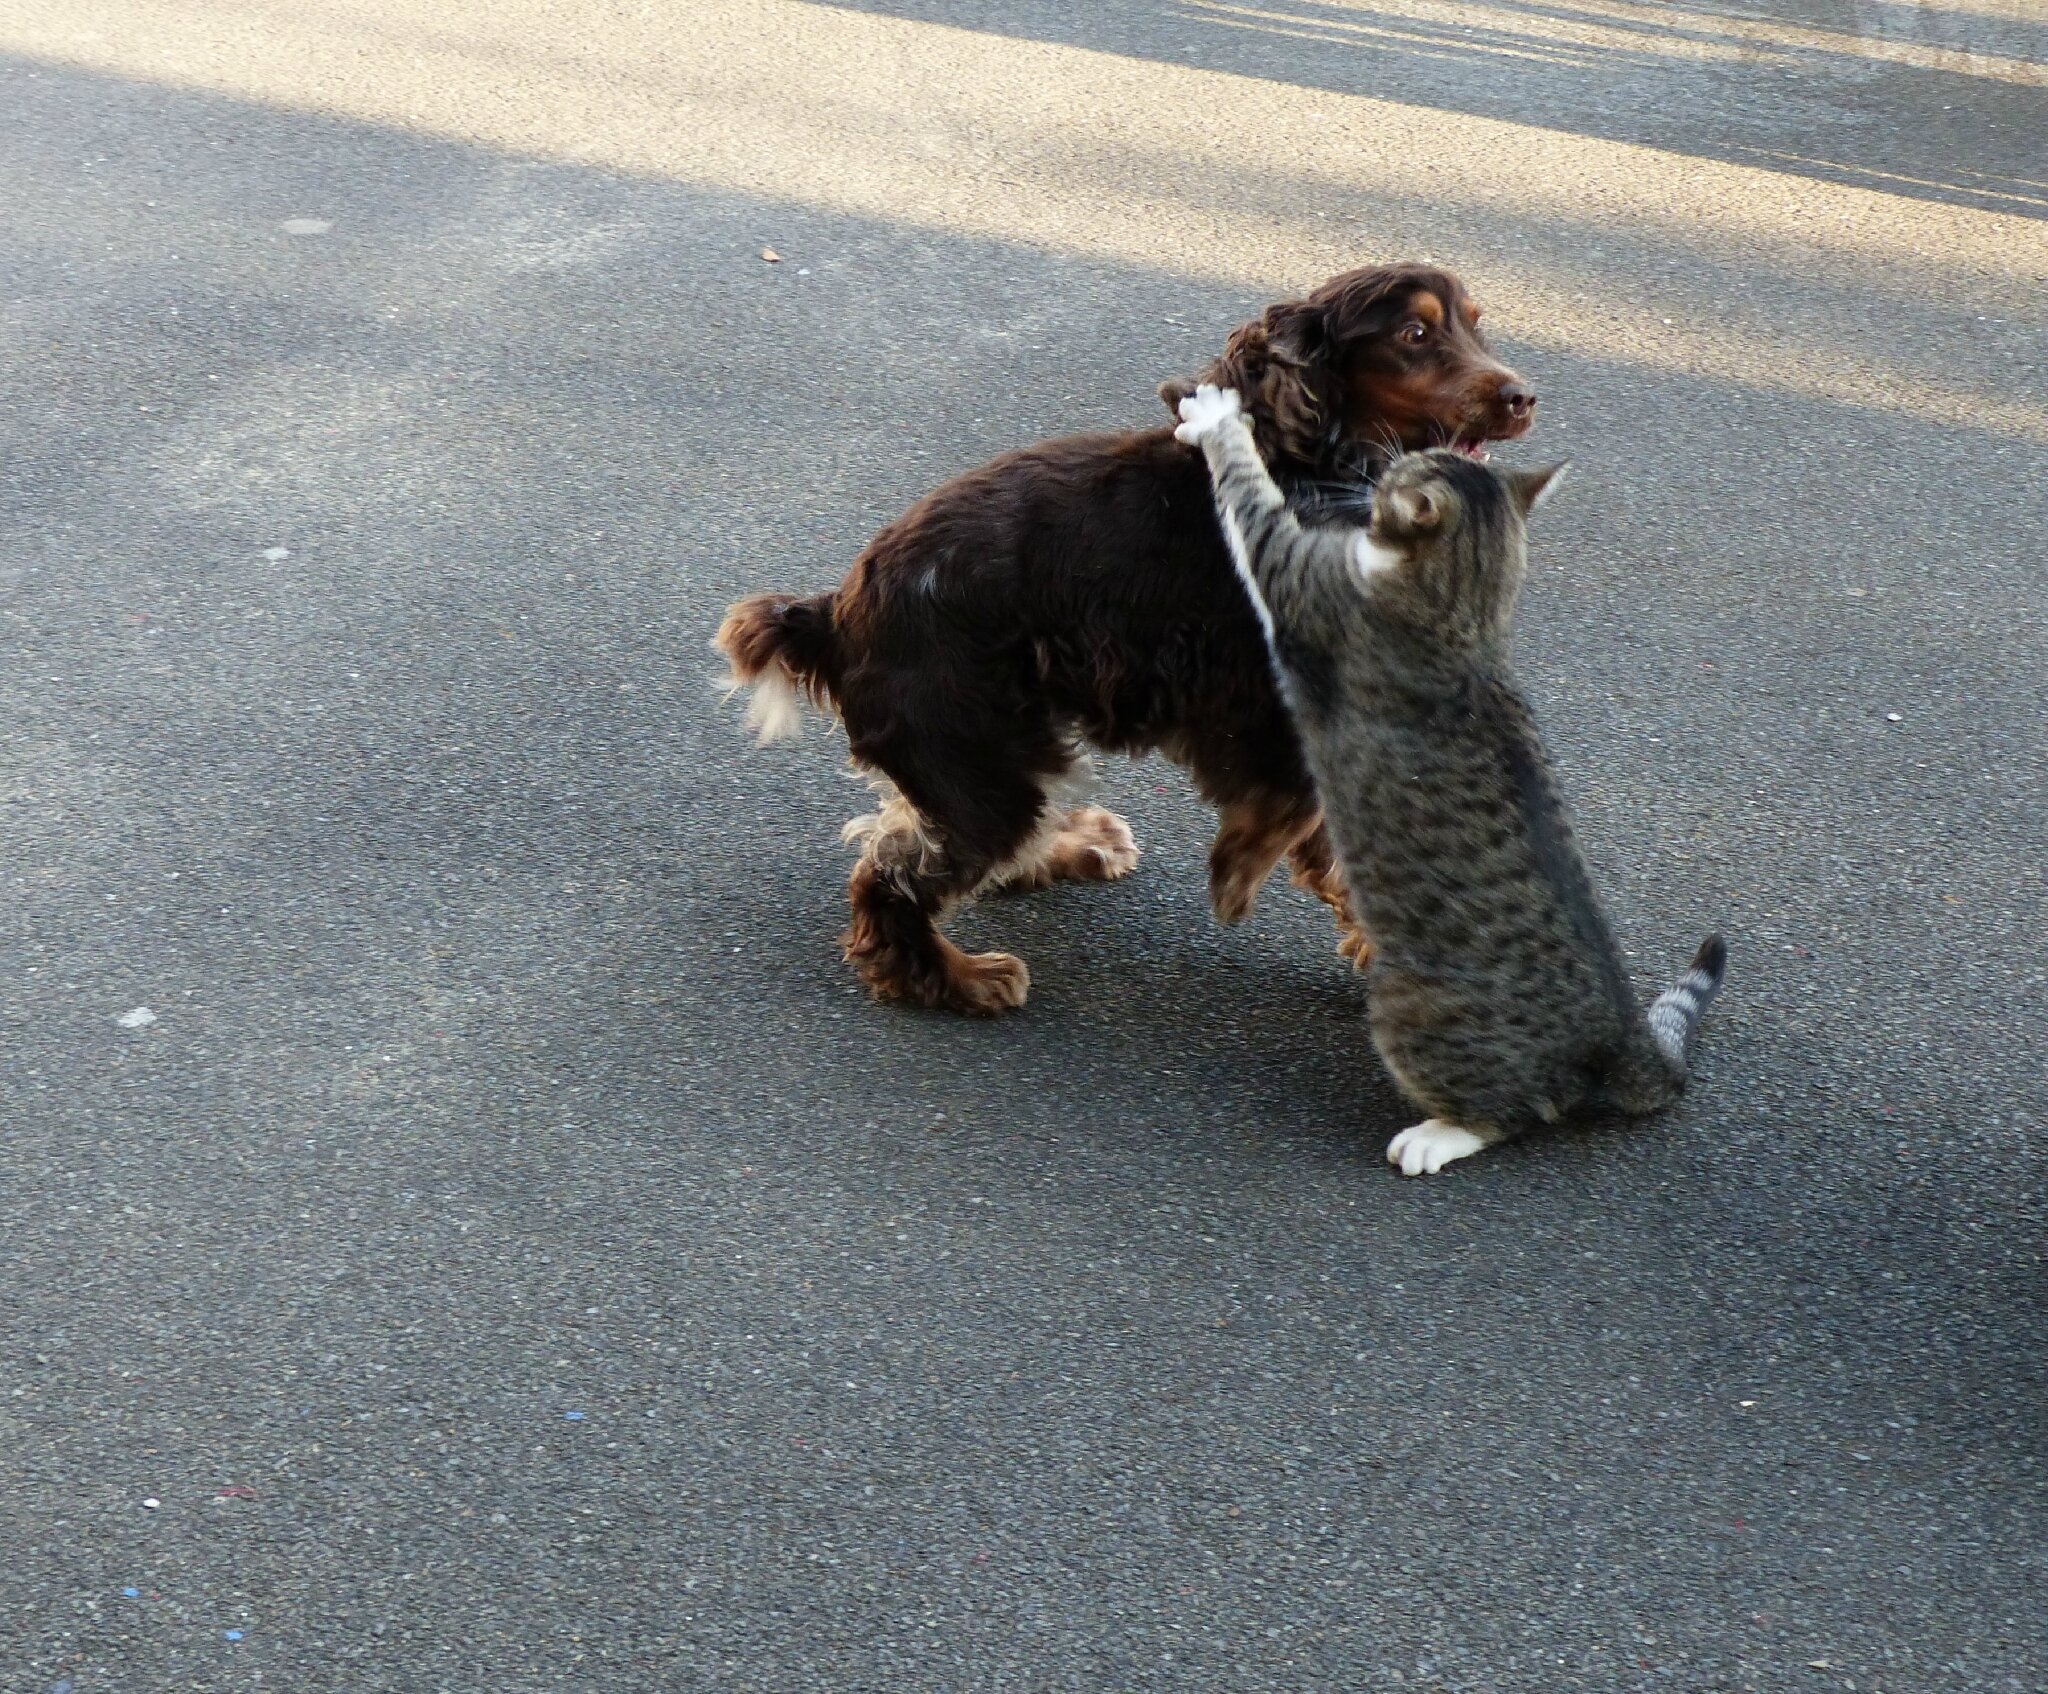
[835,0,2048,216]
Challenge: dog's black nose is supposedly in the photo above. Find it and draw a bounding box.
[1498,381,1536,420]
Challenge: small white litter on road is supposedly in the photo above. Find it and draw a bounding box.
[262,547,291,561]
[279,217,332,236]
[116,1006,157,1028]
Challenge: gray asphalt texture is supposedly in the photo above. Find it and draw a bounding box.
[3,5,2044,1692]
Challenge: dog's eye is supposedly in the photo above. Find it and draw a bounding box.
[1399,321,1428,345]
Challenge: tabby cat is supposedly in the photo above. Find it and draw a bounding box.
[1175,384,1726,1175]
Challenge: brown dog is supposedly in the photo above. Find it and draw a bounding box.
[717,264,1535,1013]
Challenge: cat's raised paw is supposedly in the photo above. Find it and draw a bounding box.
[1175,384,1243,444]
[1387,1119,1487,1177]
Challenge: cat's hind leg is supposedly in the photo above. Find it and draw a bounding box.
[1386,1119,1500,1177]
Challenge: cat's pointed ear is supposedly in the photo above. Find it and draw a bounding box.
[1382,484,1442,532]
[1510,461,1569,516]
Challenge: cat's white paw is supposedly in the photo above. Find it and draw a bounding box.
[1386,1119,1487,1177]
[1175,384,1243,444]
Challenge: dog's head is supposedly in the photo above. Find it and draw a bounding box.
[1161,264,1535,476]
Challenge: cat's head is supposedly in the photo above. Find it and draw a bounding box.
[1359,449,1567,642]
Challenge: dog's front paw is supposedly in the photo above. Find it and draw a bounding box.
[1175,384,1243,444]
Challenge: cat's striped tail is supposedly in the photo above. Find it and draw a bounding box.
[1646,934,1728,1073]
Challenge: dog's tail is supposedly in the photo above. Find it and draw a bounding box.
[713,590,841,743]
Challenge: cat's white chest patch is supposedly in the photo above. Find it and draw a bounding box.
[1352,534,1404,580]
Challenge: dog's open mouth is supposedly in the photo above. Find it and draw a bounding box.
[1452,436,1491,460]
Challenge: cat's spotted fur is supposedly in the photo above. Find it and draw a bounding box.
[1176,384,1726,1175]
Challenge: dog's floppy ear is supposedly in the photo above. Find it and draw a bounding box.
[1249,298,1335,467]
[1163,295,1328,424]
[1188,294,1340,468]
[1261,298,1332,371]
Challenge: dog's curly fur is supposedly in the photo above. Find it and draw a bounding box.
[717,263,1536,1014]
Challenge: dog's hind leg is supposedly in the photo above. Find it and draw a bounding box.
[987,799,1141,894]
[844,842,1028,1016]
[840,766,1061,1017]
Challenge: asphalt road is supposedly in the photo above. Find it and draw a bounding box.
[2,3,2043,1691]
